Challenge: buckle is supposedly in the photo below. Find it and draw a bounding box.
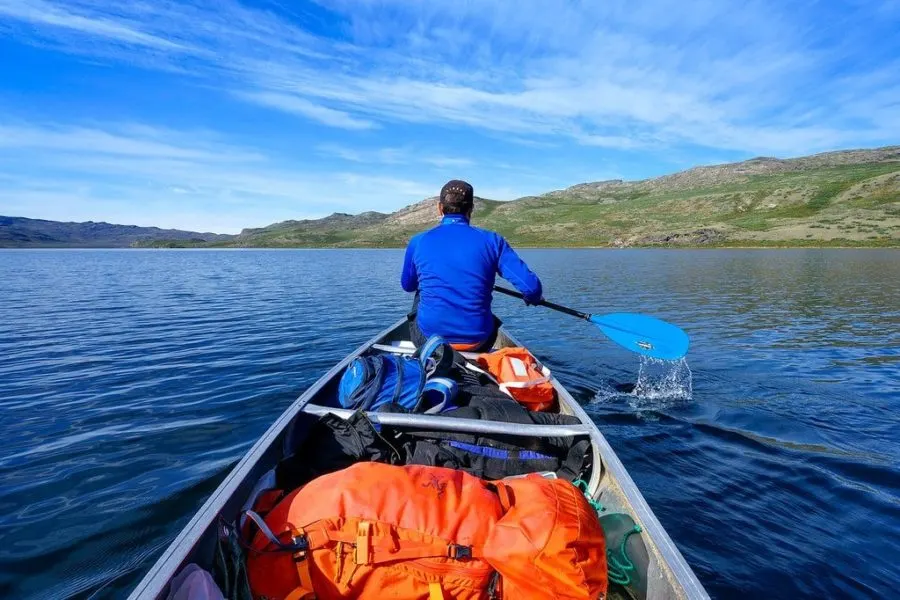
[290,533,310,559]
[448,544,472,560]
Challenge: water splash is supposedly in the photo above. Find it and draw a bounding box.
[590,380,625,405]
[590,356,693,413]
[633,356,693,402]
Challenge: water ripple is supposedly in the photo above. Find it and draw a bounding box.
[1,248,898,599]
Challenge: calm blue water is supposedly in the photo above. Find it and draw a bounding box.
[0,249,898,599]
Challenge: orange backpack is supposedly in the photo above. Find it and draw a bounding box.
[246,464,607,600]
[476,348,557,412]
[487,474,608,599]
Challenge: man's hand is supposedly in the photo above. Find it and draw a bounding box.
[524,295,544,306]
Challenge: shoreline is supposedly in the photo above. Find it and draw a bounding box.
[3,243,898,250]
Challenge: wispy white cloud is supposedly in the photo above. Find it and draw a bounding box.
[236,92,377,130]
[316,144,393,164]
[0,123,264,161]
[0,0,191,50]
[423,156,474,169]
[316,144,473,169]
[0,121,437,232]
[2,0,896,154]
[0,118,585,230]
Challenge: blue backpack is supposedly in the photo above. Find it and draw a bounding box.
[337,336,458,413]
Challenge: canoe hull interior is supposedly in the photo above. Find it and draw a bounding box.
[127,319,708,600]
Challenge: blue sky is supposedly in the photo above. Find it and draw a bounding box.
[0,0,898,233]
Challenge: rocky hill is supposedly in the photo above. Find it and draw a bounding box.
[0,216,231,248]
[226,211,389,247]
[210,146,900,248]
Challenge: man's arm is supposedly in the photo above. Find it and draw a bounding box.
[400,238,419,292]
[496,235,542,304]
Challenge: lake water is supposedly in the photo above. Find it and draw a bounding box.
[0,249,898,599]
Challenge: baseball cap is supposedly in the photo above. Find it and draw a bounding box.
[440,179,474,204]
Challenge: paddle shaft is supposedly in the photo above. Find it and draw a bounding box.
[493,285,590,320]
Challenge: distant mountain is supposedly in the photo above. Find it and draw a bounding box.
[5,146,899,249]
[222,201,501,247]
[0,216,232,248]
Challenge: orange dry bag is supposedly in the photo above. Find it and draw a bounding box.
[477,347,557,411]
[246,463,503,600]
[488,474,608,600]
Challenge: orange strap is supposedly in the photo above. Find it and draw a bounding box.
[286,527,317,600]
[355,521,372,564]
[300,521,483,565]
[429,582,445,600]
[285,582,315,600]
[494,482,514,511]
[276,522,479,600]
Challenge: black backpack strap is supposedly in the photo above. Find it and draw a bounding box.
[556,438,591,482]
[391,355,405,406]
[487,571,502,599]
[410,361,429,412]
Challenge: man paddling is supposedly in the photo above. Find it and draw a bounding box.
[401,179,543,351]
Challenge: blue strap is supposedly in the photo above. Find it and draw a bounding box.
[446,441,553,461]
[421,377,457,413]
[416,334,447,370]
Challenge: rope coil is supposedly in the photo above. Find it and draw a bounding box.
[571,480,643,586]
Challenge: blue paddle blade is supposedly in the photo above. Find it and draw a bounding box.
[589,313,690,361]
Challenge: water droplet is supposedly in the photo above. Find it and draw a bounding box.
[631,356,693,406]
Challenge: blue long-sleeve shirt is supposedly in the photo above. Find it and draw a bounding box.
[401,214,543,343]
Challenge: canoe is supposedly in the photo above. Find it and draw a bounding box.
[127,319,709,600]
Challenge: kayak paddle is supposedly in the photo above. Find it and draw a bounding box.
[493,285,690,360]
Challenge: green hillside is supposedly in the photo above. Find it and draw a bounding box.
[483,161,900,247]
[141,147,900,248]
